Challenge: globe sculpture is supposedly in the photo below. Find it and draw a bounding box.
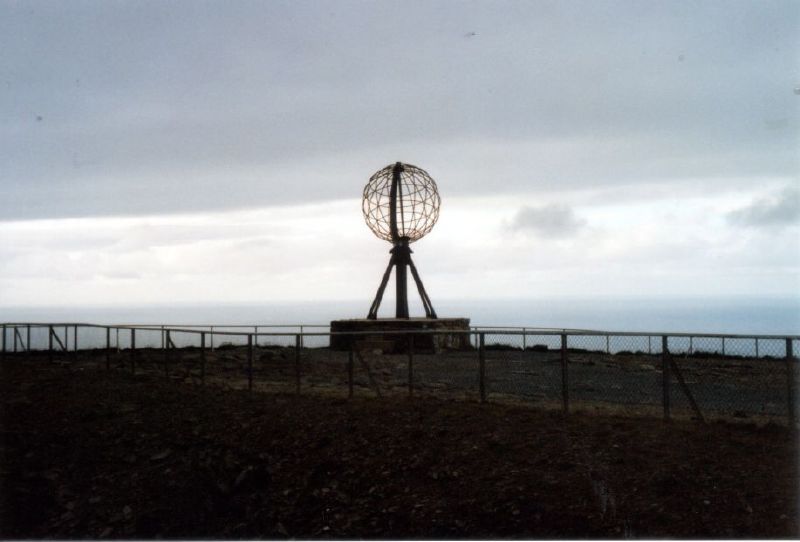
[363,162,440,319]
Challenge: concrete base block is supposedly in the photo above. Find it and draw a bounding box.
[329,318,472,353]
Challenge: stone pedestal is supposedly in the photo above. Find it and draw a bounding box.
[329,318,471,353]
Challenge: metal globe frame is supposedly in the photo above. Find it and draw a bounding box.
[362,162,439,320]
[362,163,440,243]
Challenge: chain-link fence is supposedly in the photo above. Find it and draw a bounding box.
[2,323,798,425]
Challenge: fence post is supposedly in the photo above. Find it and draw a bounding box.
[1,324,5,362]
[161,325,165,350]
[786,339,795,425]
[300,326,304,349]
[722,337,726,357]
[73,324,78,356]
[295,334,301,395]
[755,338,759,359]
[165,330,171,377]
[648,336,652,355]
[662,335,671,421]
[13,326,18,353]
[479,333,486,403]
[255,326,259,348]
[198,332,206,383]
[116,328,120,353]
[106,327,111,370]
[348,338,354,399]
[247,334,254,392]
[48,325,54,363]
[130,328,136,374]
[606,335,610,355]
[522,328,527,351]
[64,325,68,352]
[408,334,414,397]
[26,324,31,356]
[561,334,569,413]
[210,326,215,352]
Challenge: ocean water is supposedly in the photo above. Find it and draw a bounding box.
[2,296,799,335]
[1,297,798,355]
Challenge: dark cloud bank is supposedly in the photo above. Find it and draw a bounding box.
[1,0,798,220]
[728,186,800,229]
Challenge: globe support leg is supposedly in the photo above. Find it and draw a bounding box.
[367,256,395,320]
[366,240,437,320]
[394,242,410,319]
[409,258,437,319]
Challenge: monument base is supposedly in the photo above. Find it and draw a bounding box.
[329,318,471,353]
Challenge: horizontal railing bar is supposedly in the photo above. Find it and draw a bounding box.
[0,322,330,328]
[0,322,798,340]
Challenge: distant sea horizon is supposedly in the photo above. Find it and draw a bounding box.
[2,296,799,336]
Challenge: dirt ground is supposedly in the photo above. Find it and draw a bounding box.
[0,359,797,539]
[27,342,792,423]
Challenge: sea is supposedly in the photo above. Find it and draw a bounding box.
[2,296,799,334]
[2,297,798,355]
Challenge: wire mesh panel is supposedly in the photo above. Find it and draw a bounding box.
[114,328,132,350]
[116,328,160,375]
[2,321,799,424]
[71,326,100,350]
[255,331,295,348]
[484,333,536,402]
[566,334,664,416]
[141,326,164,349]
[300,342,350,398]
[755,338,788,360]
[199,332,246,390]
[45,326,72,358]
[348,336,409,398]
[411,334,479,401]
[668,336,791,422]
[524,334,567,408]
[162,330,203,382]
[253,343,298,394]
[209,327,250,349]
[721,337,758,358]
[7,325,29,352]
[302,330,330,349]
[28,325,48,351]
[607,335,654,356]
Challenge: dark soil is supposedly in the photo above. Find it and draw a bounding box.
[1,360,797,539]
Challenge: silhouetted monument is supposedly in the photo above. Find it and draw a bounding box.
[362,162,439,319]
[330,162,470,353]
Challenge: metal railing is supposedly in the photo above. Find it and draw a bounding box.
[2,323,798,425]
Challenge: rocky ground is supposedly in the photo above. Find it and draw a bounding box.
[1,359,797,538]
[60,343,796,422]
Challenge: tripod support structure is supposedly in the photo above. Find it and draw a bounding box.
[367,237,437,320]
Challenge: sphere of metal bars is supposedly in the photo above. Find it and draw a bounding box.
[362,163,441,243]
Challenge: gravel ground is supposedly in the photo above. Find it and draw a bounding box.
[35,343,794,423]
[0,358,797,538]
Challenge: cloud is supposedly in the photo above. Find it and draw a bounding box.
[508,204,586,238]
[727,186,800,229]
[98,271,142,280]
[0,1,797,219]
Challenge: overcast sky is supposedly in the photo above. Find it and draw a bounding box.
[1,0,798,308]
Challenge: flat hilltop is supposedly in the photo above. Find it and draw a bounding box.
[0,361,796,538]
